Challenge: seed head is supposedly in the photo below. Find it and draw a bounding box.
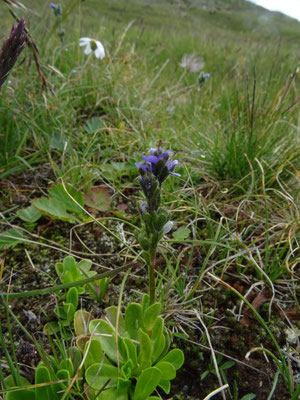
[0,18,27,90]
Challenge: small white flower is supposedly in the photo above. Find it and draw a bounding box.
[79,37,105,59]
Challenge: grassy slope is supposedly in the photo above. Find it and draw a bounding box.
[0,0,298,198]
[0,0,299,239]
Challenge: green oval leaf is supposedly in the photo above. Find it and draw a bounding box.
[59,358,74,377]
[143,303,161,331]
[125,303,143,340]
[154,361,176,380]
[159,349,184,370]
[158,379,171,394]
[66,287,78,309]
[85,363,119,390]
[138,328,152,368]
[105,306,125,334]
[83,339,104,369]
[240,395,256,400]
[172,226,191,241]
[89,319,118,363]
[35,365,57,400]
[74,309,92,336]
[133,367,161,400]
[43,321,60,335]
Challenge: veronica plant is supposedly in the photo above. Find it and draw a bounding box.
[135,143,180,304]
[50,3,65,43]
[0,18,27,90]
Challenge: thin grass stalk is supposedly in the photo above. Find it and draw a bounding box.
[68,320,102,398]
[2,297,21,386]
[246,347,285,371]
[196,311,226,400]
[0,377,82,396]
[202,384,229,400]
[0,358,6,389]
[186,219,223,301]
[0,260,136,298]
[267,370,281,399]
[0,320,20,387]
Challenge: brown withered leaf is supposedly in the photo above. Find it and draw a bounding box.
[279,306,300,321]
[240,287,271,327]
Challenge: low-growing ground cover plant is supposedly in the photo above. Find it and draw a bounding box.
[81,296,184,399]
[44,256,109,334]
[5,346,83,400]
[0,0,299,399]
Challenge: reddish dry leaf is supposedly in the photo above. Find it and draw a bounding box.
[116,203,128,211]
[84,186,111,213]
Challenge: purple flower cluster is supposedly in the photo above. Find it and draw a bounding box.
[136,148,180,186]
[0,18,27,90]
[136,146,180,214]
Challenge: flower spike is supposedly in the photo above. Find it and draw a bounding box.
[0,18,27,90]
[135,144,180,304]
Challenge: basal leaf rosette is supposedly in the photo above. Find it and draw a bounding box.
[82,295,184,400]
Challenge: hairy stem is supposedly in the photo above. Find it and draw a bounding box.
[149,248,156,304]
